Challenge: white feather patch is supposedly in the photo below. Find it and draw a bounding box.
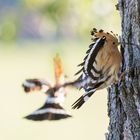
[23,81,35,87]
[84,96,89,102]
[46,97,65,104]
[31,108,69,115]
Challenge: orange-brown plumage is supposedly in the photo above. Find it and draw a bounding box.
[93,31,122,88]
[72,28,122,109]
[54,54,65,86]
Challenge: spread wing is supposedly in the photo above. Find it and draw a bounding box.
[22,79,51,93]
[72,37,110,109]
[75,36,108,85]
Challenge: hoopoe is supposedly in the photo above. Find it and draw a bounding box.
[72,28,122,109]
[22,55,74,121]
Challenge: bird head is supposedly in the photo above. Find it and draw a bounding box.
[91,28,119,47]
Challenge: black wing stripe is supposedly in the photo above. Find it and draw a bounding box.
[94,81,104,89]
[89,43,95,48]
[86,49,92,54]
[86,81,104,92]
[92,65,102,74]
[72,90,95,109]
[84,55,88,61]
[86,44,94,54]
[86,74,112,91]
[105,75,112,82]
[75,37,105,80]
[77,62,85,67]
[86,37,106,77]
[95,75,111,88]
[74,68,84,75]
[88,73,99,80]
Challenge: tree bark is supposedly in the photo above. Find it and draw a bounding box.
[107,0,140,140]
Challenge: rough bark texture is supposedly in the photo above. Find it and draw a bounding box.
[107,0,140,140]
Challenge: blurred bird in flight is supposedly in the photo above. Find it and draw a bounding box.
[72,28,122,109]
[22,55,75,121]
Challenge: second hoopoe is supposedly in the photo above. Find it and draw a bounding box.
[22,55,75,121]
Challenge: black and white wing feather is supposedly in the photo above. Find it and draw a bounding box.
[24,102,72,121]
[72,36,107,109]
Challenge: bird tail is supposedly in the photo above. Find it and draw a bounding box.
[72,90,95,109]
[24,103,72,121]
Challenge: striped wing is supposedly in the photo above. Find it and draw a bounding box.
[24,102,72,121]
[76,37,107,84]
[72,37,108,109]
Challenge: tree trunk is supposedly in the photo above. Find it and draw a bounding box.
[107,0,140,140]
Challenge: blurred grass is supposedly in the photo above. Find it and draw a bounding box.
[0,41,109,140]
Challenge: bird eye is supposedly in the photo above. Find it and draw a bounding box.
[113,42,115,45]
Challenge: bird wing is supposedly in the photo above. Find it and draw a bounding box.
[22,79,51,93]
[76,36,110,86]
[71,37,110,109]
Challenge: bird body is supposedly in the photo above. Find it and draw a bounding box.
[72,29,122,109]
